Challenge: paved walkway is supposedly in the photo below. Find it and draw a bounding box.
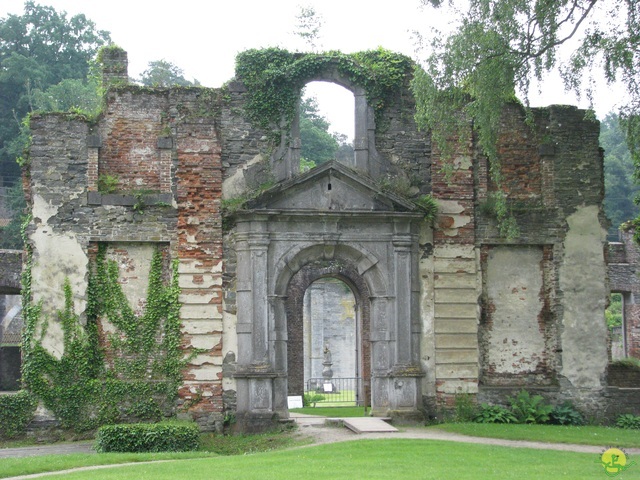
[0,442,94,459]
[290,414,640,455]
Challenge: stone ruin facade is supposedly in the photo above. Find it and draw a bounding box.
[16,47,639,431]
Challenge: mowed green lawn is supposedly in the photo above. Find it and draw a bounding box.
[432,422,640,448]
[2,423,638,479]
[0,439,609,480]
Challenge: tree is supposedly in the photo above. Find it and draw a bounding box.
[0,181,26,249]
[293,5,324,52]
[29,77,102,114]
[601,112,639,237]
[299,95,340,167]
[0,1,110,184]
[412,0,639,236]
[139,60,198,87]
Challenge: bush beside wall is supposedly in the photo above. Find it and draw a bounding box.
[95,422,200,452]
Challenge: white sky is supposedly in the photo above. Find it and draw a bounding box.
[0,0,626,140]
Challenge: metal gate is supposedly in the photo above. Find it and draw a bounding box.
[305,377,366,406]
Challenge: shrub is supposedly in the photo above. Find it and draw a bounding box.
[549,402,584,426]
[509,390,553,424]
[97,173,119,193]
[0,391,38,438]
[303,393,325,407]
[95,422,200,453]
[610,358,640,370]
[615,414,640,430]
[474,404,517,424]
[453,393,477,422]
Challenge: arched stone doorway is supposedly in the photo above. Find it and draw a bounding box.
[233,164,424,431]
[285,260,371,407]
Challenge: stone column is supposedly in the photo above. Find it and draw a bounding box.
[353,92,369,172]
[234,219,279,431]
[393,233,413,365]
[387,224,423,415]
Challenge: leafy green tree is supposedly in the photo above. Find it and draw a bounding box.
[299,96,340,166]
[139,60,198,87]
[0,1,110,183]
[29,77,102,114]
[606,293,622,329]
[412,0,639,235]
[601,112,639,237]
[0,181,26,249]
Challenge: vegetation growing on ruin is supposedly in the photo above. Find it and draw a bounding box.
[0,391,37,439]
[20,241,185,432]
[235,47,414,139]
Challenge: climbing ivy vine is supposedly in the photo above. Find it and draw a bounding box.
[21,243,184,432]
[234,47,414,136]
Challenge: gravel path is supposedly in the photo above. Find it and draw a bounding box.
[293,420,640,455]
[0,442,94,459]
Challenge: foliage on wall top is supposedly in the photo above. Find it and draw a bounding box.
[234,47,414,134]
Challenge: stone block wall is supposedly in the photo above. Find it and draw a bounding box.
[430,118,479,408]
[374,78,431,195]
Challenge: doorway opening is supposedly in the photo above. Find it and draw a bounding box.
[607,292,626,359]
[0,294,22,391]
[303,277,361,406]
[285,260,372,410]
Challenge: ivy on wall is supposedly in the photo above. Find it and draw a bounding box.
[21,243,184,432]
[0,391,37,438]
[234,47,414,136]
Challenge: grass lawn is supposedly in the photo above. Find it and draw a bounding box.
[7,439,604,480]
[289,406,370,417]
[431,422,640,448]
[0,431,303,479]
[1,423,637,478]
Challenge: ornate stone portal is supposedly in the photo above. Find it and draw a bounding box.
[233,161,425,429]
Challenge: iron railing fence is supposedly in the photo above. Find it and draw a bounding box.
[305,377,365,406]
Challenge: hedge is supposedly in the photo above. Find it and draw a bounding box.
[95,421,200,452]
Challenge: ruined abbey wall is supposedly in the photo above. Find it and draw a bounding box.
[21,48,631,430]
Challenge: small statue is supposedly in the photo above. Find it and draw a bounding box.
[322,345,333,382]
[323,345,332,364]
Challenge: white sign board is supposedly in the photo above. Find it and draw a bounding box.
[287,395,303,409]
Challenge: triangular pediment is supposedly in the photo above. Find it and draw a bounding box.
[245,161,417,213]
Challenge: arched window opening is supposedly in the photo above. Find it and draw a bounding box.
[299,82,355,172]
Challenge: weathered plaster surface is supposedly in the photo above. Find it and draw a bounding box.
[559,205,608,388]
[222,154,264,199]
[31,226,87,357]
[104,243,155,317]
[485,246,545,374]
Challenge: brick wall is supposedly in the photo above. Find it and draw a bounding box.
[28,83,229,429]
[608,230,640,359]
